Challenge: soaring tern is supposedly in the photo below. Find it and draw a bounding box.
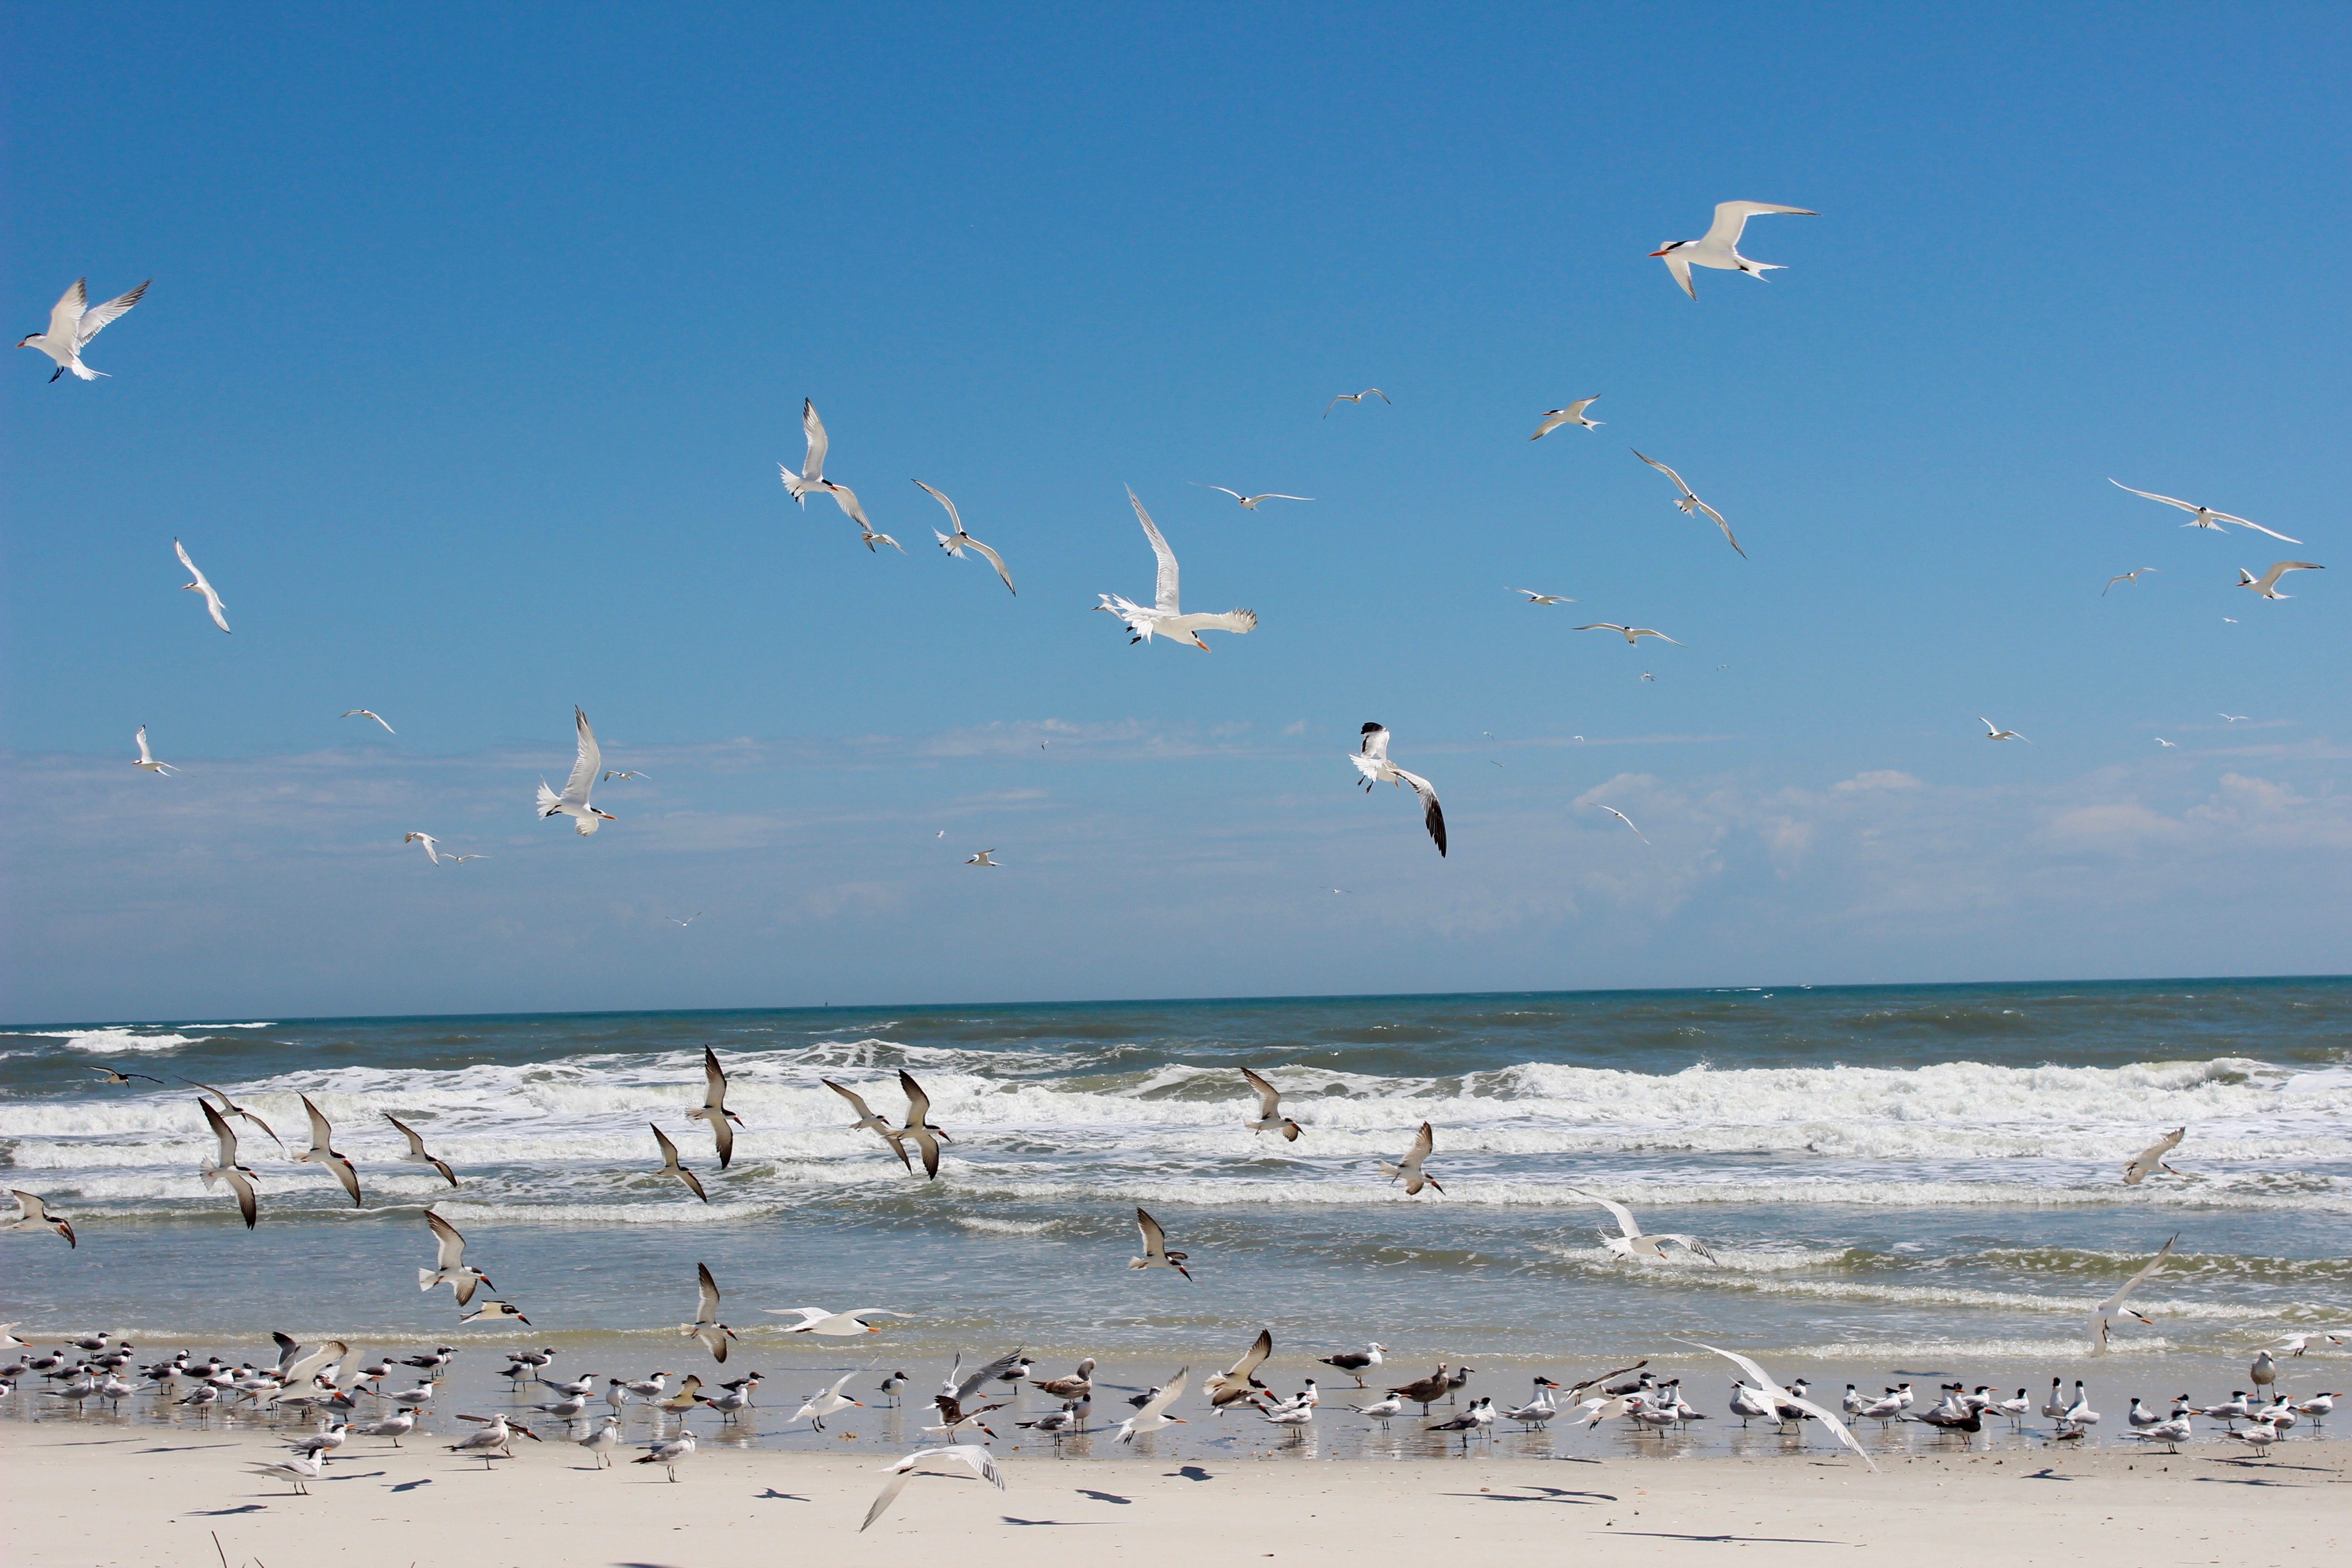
[1566,1188,1716,1262]
[2237,561,2323,599]
[341,709,396,733]
[782,399,887,546]
[1593,803,1650,844]
[687,1046,741,1169]
[823,1078,914,1171]
[1350,723,1446,856]
[862,1445,1005,1532]
[965,849,1000,866]
[402,832,451,865]
[1191,483,1313,510]
[1094,490,1257,650]
[1129,1207,1193,1281]
[20,277,149,381]
[172,539,232,632]
[184,1078,283,1149]
[2087,1233,2176,1355]
[2103,568,2160,595]
[1981,717,2032,743]
[1576,622,1683,646]
[1378,1122,1444,1196]
[1679,1340,1873,1470]
[1632,451,1744,556]
[1241,1067,1303,1140]
[899,1069,949,1180]
[6,1191,75,1248]
[86,1064,163,1086]
[2109,480,2300,544]
[1530,398,1602,439]
[385,1114,457,1185]
[197,1100,261,1227]
[763,1305,906,1336]
[131,726,177,774]
[1324,389,1389,416]
[536,706,617,835]
[1649,202,1816,299]
[294,1095,363,1205]
[916,480,1015,593]
[1511,588,1577,604]
[419,1208,493,1305]
[649,1124,709,1201]
[2122,1127,2185,1186]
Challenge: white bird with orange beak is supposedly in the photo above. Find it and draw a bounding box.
[1094,489,1257,650]
[536,706,617,835]
[1650,201,1816,298]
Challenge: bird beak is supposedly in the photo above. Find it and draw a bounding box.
[1647,247,1672,258]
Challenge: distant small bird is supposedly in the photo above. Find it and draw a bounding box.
[862,1445,1005,1532]
[2218,713,2250,722]
[86,1065,163,1086]
[1530,398,1602,439]
[2154,738,2176,748]
[7,1191,76,1248]
[1576,622,1684,647]
[131,726,177,774]
[1324,388,1390,416]
[1593,804,1649,844]
[1129,1207,1193,1281]
[601,769,652,781]
[916,480,1016,594]
[341,710,395,733]
[1981,717,2032,743]
[2103,568,2159,595]
[966,849,1000,867]
[1510,588,1576,604]
[404,832,447,865]
[649,1124,708,1202]
[2110,479,2300,543]
[1632,451,1744,557]
[1650,203,1815,299]
[1191,483,1313,510]
[20,276,149,381]
[2237,561,2323,599]
[173,539,232,633]
[1378,1122,1443,1196]
[670,912,701,926]
[1350,723,1446,857]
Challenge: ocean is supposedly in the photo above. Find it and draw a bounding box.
[4,977,2346,1459]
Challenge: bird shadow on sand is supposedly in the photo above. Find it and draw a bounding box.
[1614,1533,1845,1546]
[142,1443,240,1453]
[1075,1489,1132,1504]
[1001,1517,1106,1526]
[1168,1466,1213,1481]
[186,1504,268,1517]
[387,1478,432,1493]
[1448,1486,1616,1505]
[2019,1468,2072,1481]
[754,1489,808,1501]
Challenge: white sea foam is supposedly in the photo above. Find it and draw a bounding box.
[3,1027,211,1054]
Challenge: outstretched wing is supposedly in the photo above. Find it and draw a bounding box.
[1393,769,1446,856]
[861,1470,916,1532]
[824,1078,880,1121]
[2110,1233,2179,1309]
[964,537,1016,596]
[1241,1068,1283,1120]
[2233,517,2303,544]
[703,1048,729,1110]
[899,1070,932,1127]
[801,399,828,481]
[1691,498,1745,558]
[562,708,600,807]
[1137,1367,1191,1419]
[299,1094,336,1153]
[826,481,874,528]
[1127,489,1181,612]
[1406,1122,1435,1166]
[425,1208,468,1269]
[1565,1186,1642,1240]
[201,1098,241,1169]
[697,1262,722,1322]
[912,479,963,537]
[47,279,88,341]
[1136,1207,1169,1257]
[1704,202,1815,246]
[1358,724,1391,762]
[1632,449,1693,498]
[74,279,150,347]
[2109,479,2193,512]
[954,1349,1026,1404]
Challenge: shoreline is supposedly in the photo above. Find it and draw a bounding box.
[5,1421,2345,1567]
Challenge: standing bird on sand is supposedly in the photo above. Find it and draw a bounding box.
[1530,398,1602,439]
[418,1209,493,1305]
[1378,1122,1444,1196]
[385,1114,458,1186]
[648,1124,708,1202]
[687,1047,741,1169]
[1350,724,1446,857]
[295,1096,363,1206]
[2123,1127,2186,1186]
[131,726,177,775]
[1319,1344,1385,1389]
[537,706,617,836]
[1240,1068,1303,1141]
[1129,1207,1193,1281]
[899,1070,950,1180]
[173,539,232,632]
[1094,489,1258,649]
[198,1101,262,1228]
[575,1415,621,1467]
[1649,202,1816,299]
[6,1191,75,1247]
[634,1426,697,1481]
[823,1078,914,1171]
[20,276,150,381]
[862,1445,1006,1532]
[1632,450,1745,557]
[447,1411,540,1466]
[2088,1234,2178,1355]
[681,1263,738,1362]
[915,480,1016,593]
[782,399,892,549]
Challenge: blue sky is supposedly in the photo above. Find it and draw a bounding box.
[5,4,2348,1021]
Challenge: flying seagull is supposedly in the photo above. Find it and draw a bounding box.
[172,539,231,632]
[650,1124,708,1202]
[915,480,1015,594]
[1510,588,1576,603]
[1530,398,1602,439]
[198,1100,262,1227]
[823,1078,914,1171]
[1241,1067,1302,1141]
[131,725,177,774]
[764,1304,906,1337]
[670,911,700,926]
[7,1190,76,1248]
[1677,1340,1873,1470]
[687,1047,741,1169]
[341,710,396,733]
[1350,723,1446,856]
[2237,561,2323,600]
[536,706,617,835]
[386,1114,458,1186]
[1631,451,1744,557]
[682,1263,738,1362]
[2102,568,2159,596]
[1094,489,1258,649]
[86,1064,163,1086]
[602,769,652,781]
[2109,480,2300,544]
[1378,1122,1443,1196]
[1575,623,1683,647]
[404,832,448,865]
[1650,202,1816,299]
[2088,1234,2178,1355]
[20,276,149,381]
[2218,713,2250,723]
[2122,1127,2185,1186]
[861,1445,1005,1533]
[1566,1187,1716,1262]
[1593,804,1649,844]
[1118,1367,1192,1441]
[965,849,1000,867]
[1129,1207,1193,1281]
[419,1208,493,1304]
[184,1078,282,1149]
[781,398,891,547]
[1324,389,1389,416]
[1191,483,1313,510]
[1981,717,2032,743]
[296,1095,363,1206]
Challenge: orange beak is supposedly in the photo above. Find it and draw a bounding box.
[1648,247,1671,258]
